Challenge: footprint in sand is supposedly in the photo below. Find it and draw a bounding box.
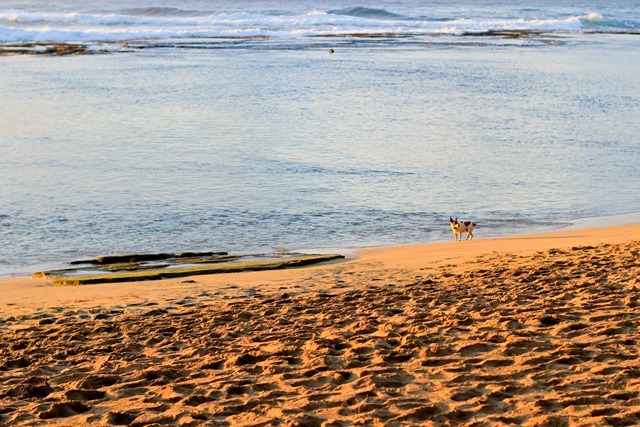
[106,411,138,425]
[64,389,106,401]
[1,380,54,399]
[74,375,121,389]
[458,342,496,356]
[39,401,90,419]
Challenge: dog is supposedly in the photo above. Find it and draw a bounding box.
[450,217,477,241]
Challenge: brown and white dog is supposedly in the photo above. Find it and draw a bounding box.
[450,217,477,241]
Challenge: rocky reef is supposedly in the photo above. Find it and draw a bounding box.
[0,43,97,56]
[32,251,345,285]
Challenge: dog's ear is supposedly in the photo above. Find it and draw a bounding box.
[450,217,453,222]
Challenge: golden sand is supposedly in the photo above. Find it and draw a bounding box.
[1,224,639,426]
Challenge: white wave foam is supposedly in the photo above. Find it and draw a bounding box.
[579,12,634,29]
[0,8,636,43]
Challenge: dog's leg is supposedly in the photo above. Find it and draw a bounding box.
[466,230,473,240]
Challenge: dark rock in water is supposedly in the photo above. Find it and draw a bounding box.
[95,253,174,264]
[70,251,228,265]
[43,44,91,55]
[42,252,346,285]
[463,30,543,39]
[0,42,94,56]
[177,251,228,258]
[69,259,96,265]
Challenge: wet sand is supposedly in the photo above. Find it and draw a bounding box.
[1,224,639,426]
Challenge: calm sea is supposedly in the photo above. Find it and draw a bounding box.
[1,0,639,277]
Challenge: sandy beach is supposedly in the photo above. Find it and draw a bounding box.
[1,223,639,426]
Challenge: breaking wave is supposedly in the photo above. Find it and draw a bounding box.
[327,6,406,19]
[579,12,639,30]
[0,6,638,44]
[123,7,203,17]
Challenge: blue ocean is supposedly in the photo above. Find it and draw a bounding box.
[1,0,639,276]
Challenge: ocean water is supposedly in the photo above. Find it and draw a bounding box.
[1,1,639,277]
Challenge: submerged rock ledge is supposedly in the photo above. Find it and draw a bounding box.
[0,42,97,56]
[33,252,345,285]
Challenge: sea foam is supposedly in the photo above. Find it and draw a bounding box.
[1,7,637,43]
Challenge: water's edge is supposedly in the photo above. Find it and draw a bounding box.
[9,210,638,280]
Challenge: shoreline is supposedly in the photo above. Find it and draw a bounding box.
[1,219,639,316]
[283,210,640,260]
[1,221,639,426]
[3,209,639,282]
[562,210,640,230]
